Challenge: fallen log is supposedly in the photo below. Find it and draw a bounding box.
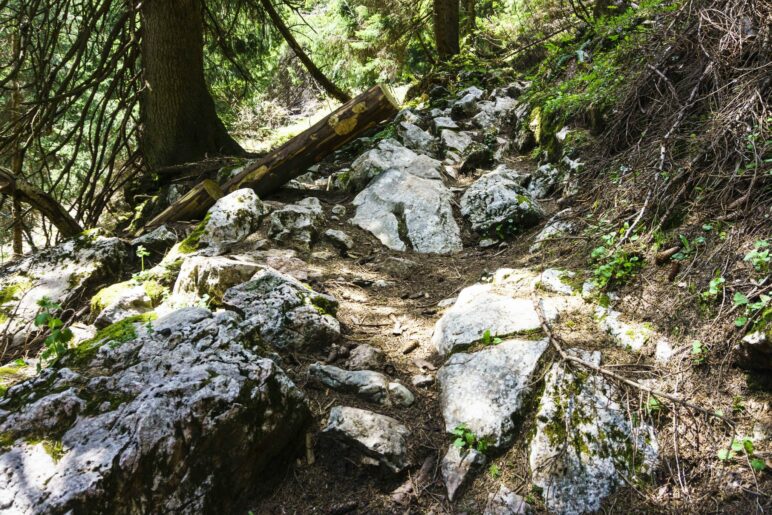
[143,83,399,231]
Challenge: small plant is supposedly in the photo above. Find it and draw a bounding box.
[34,297,73,367]
[645,396,662,415]
[744,240,770,274]
[717,437,766,472]
[482,329,502,346]
[700,273,725,301]
[591,247,643,289]
[732,291,771,328]
[732,396,745,414]
[691,340,708,365]
[488,463,501,478]
[671,234,706,261]
[136,245,150,272]
[452,424,489,454]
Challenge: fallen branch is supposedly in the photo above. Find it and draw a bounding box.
[532,295,732,425]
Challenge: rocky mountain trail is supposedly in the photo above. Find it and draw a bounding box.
[0,81,767,514]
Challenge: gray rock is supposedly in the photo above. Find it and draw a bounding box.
[324,229,355,253]
[0,234,130,354]
[735,331,772,371]
[222,267,340,351]
[0,308,308,514]
[397,121,437,155]
[331,204,347,217]
[595,306,654,352]
[351,169,462,254]
[346,344,385,370]
[484,485,534,514]
[530,209,576,252]
[130,224,178,257]
[94,284,153,328]
[457,86,485,99]
[441,444,486,501]
[538,269,576,295]
[387,382,415,407]
[411,374,434,387]
[432,116,459,133]
[527,163,560,199]
[310,363,390,403]
[461,168,544,236]
[322,406,410,473]
[460,142,494,173]
[451,93,480,119]
[200,188,265,251]
[349,138,442,191]
[172,255,261,304]
[438,339,548,449]
[529,350,658,515]
[431,269,557,355]
[376,256,419,278]
[441,130,473,154]
[268,197,326,250]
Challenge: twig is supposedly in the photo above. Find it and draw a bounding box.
[532,295,733,425]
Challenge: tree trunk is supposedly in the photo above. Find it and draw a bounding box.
[143,84,399,231]
[434,0,460,60]
[260,0,351,103]
[140,0,244,169]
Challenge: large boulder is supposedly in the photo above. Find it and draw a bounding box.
[432,269,558,356]
[438,339,548,449]
[529,350,658,514]
[268,197,326,251]
[198,188,265,252]
[321,406,410,474]
[348,139,442,192]
[0,233,130,355]
[222,267,340,351]
[461,167,544,237]
[0,308,309,513]
[351,169,462,254]
[172,255,261,305]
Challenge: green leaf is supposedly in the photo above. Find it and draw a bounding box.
[751,458,766,471]
[733,292,749,306]
[731,440,744,452]
[743,439,754,454]
[717,448,733,461]
[702,224,713,231]
[34,313,51,326]
[453,437,465,448]
[735,317,748,327]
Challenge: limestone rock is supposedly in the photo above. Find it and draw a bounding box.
[461,168,544,236]
[172,255,261,304]
[324,229,355,253]
[348,139,442,191]
[0,233,130,354]
[322,406,410,473]
[268,197,326,250]
[596,307,654,352]
[351,169,462,254]
[538,269,577,295]
[0,308,309,514]
[527,163,560,199]
[484,485,534,514]
[441,444,486,501]
[200,188,265,251]
[432,116,459,133]
[222,267,340,351]
[346,344,385,370]
[93,284,153,328]
[530,209,576,252]
[397,121,437,155]
[529,350,658,515]
[431,269,558,355]
[438,339,548,449]
[441,130,473,154]
[130,224,178,258]
[734,331,772,371]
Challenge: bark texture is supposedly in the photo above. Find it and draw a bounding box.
[434,0,460,60]
[140,0,243,169]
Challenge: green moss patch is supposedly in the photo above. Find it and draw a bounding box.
[178,214,211,254]
[70,312,157,366]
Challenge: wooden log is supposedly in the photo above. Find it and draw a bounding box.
[142,83,399,231]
